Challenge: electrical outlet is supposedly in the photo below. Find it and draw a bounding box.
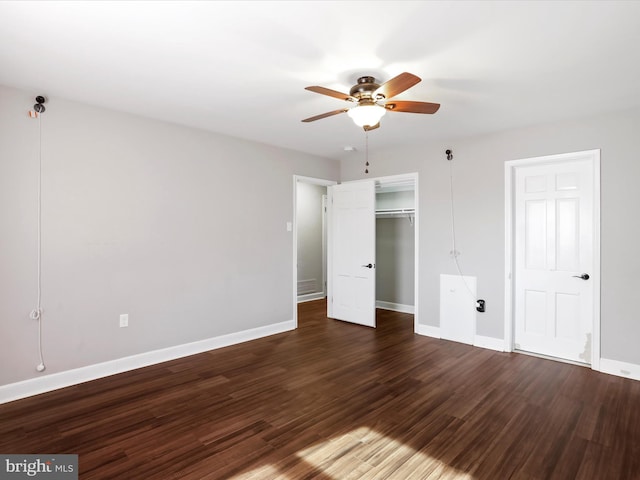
[119,314,129,328]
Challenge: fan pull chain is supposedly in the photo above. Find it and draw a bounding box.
[365,130,369,174]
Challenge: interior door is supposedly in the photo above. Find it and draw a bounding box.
[514,159,594,363]
[327,181,376,327]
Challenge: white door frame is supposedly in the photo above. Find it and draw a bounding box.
[504,150,601,370]
[328,173,420,332]
[321,194,328,297]
[293,175,337,328]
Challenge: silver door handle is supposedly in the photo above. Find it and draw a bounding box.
[572,273,590,280]
[361,263,375,269]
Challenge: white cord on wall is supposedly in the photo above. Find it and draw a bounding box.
[29,111,46,373]
[448,156,477,302]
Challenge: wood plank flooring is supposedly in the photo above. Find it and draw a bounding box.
[1,299,639,479]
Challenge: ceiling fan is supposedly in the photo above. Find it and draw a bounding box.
[302,72,440,131]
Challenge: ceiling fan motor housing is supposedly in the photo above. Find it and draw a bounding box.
[350,76,381,101]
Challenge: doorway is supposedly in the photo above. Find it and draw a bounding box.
[293,176,336,327]
[296,182,328,303]
[504,150,600,368]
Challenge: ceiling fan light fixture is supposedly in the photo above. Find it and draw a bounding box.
[347,104,386,128]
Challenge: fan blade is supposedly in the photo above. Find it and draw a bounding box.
[301,108,349,123]
[363,123,380,132]
[374,72,421,99]
[305,86,356,102]
[384,100,440,114]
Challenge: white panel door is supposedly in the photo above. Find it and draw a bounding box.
[514,159,594,363]
[328,181,376,327]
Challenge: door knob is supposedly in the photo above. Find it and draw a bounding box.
[361,263,374,269]
[572,273,590,280]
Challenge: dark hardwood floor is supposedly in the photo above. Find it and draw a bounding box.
[1,299,639,479]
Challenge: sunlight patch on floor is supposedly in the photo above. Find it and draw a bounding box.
[231,464,283,479]
[295,426,474,480]
[233,427,474,479]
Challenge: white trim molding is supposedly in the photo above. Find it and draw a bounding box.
[474,335,505,352]
[297,292,326,303]
[376,301,415,314]
[416,324,441,339]
[0,320,295,405]
[599,358,640,382]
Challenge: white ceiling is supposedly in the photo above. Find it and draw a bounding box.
[2,1,640,161]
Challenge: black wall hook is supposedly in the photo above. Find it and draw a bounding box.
[34,95,46,113]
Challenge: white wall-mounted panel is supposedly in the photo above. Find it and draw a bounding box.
[440,274,476,345]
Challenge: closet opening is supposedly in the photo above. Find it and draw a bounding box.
[298,173,418,331]
[375,176,416,322]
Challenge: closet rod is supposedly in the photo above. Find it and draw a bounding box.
[375,208,415,215]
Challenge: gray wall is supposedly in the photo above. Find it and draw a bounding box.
[376,190,415,210]
[376,217,415,306]
[342,107,640,366]
[296,182,325,296]
[0,85,339,386]
[376,191,415,306]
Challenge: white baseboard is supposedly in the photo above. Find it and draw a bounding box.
[474,335,505,352]
[376,301,415,314]
[297,292,326,303]
[599,358,640,382]
[417,326,503,353]
[0,319,295,405]
[416,324,441,338]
